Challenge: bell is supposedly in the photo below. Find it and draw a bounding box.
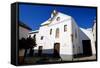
[50,10,58,20]
[53,10,58,16]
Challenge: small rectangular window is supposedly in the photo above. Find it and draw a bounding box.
[75,29,77,38]
[50,29,52,35]
[41,36,43,40]
[64,25,67,32]
[71,34,73,42]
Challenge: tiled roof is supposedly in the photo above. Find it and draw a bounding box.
[19,21,32,30]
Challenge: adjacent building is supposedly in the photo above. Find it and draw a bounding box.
[19,21,32,61]
[92,19,97,55]
[19,21,32,39]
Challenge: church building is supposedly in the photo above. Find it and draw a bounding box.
[29,10,96,61]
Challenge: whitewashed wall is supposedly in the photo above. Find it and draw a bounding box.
[71,18,83,55]
[34,12,74,60]
[93,23,96,42]
[33,11,95,60]
[92,22,96,55]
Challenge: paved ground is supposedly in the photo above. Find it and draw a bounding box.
[23,55,96,64]
[24,56,61,64]
[73,55,96,61]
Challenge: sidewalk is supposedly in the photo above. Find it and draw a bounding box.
[73,55,96,61]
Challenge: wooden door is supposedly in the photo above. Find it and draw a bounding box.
[38,46,42,56]
[54,43,60,57]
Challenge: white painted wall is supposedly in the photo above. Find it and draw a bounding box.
[33,11,76,60]
[32,11,95,60]
[71,18,83,55]
[92,22,96,55]
[93,22,96,42]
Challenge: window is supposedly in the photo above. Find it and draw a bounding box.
[75,29,77,38]
[33,34,36,39]
[41,36,43,40]
[73,45,74,48]
[50,29,52,35]
[56,17,60,21]
[29,35,31,38]
[55,28,59,38]
[64,25,67,32]
[71,34,73,42]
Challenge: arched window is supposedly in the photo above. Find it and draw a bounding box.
[50,29,52,35]
[55,28,59,38]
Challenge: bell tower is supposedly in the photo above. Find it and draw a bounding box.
[51,10,58,18]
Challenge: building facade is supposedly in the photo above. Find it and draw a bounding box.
[29,10,96,60]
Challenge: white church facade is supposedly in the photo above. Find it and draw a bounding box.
[29,10,96,61]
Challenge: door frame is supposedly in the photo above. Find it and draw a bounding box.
[53,43,60,57]
[38,46,43,56]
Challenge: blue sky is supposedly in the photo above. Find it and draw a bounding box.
[19,4,97,30]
